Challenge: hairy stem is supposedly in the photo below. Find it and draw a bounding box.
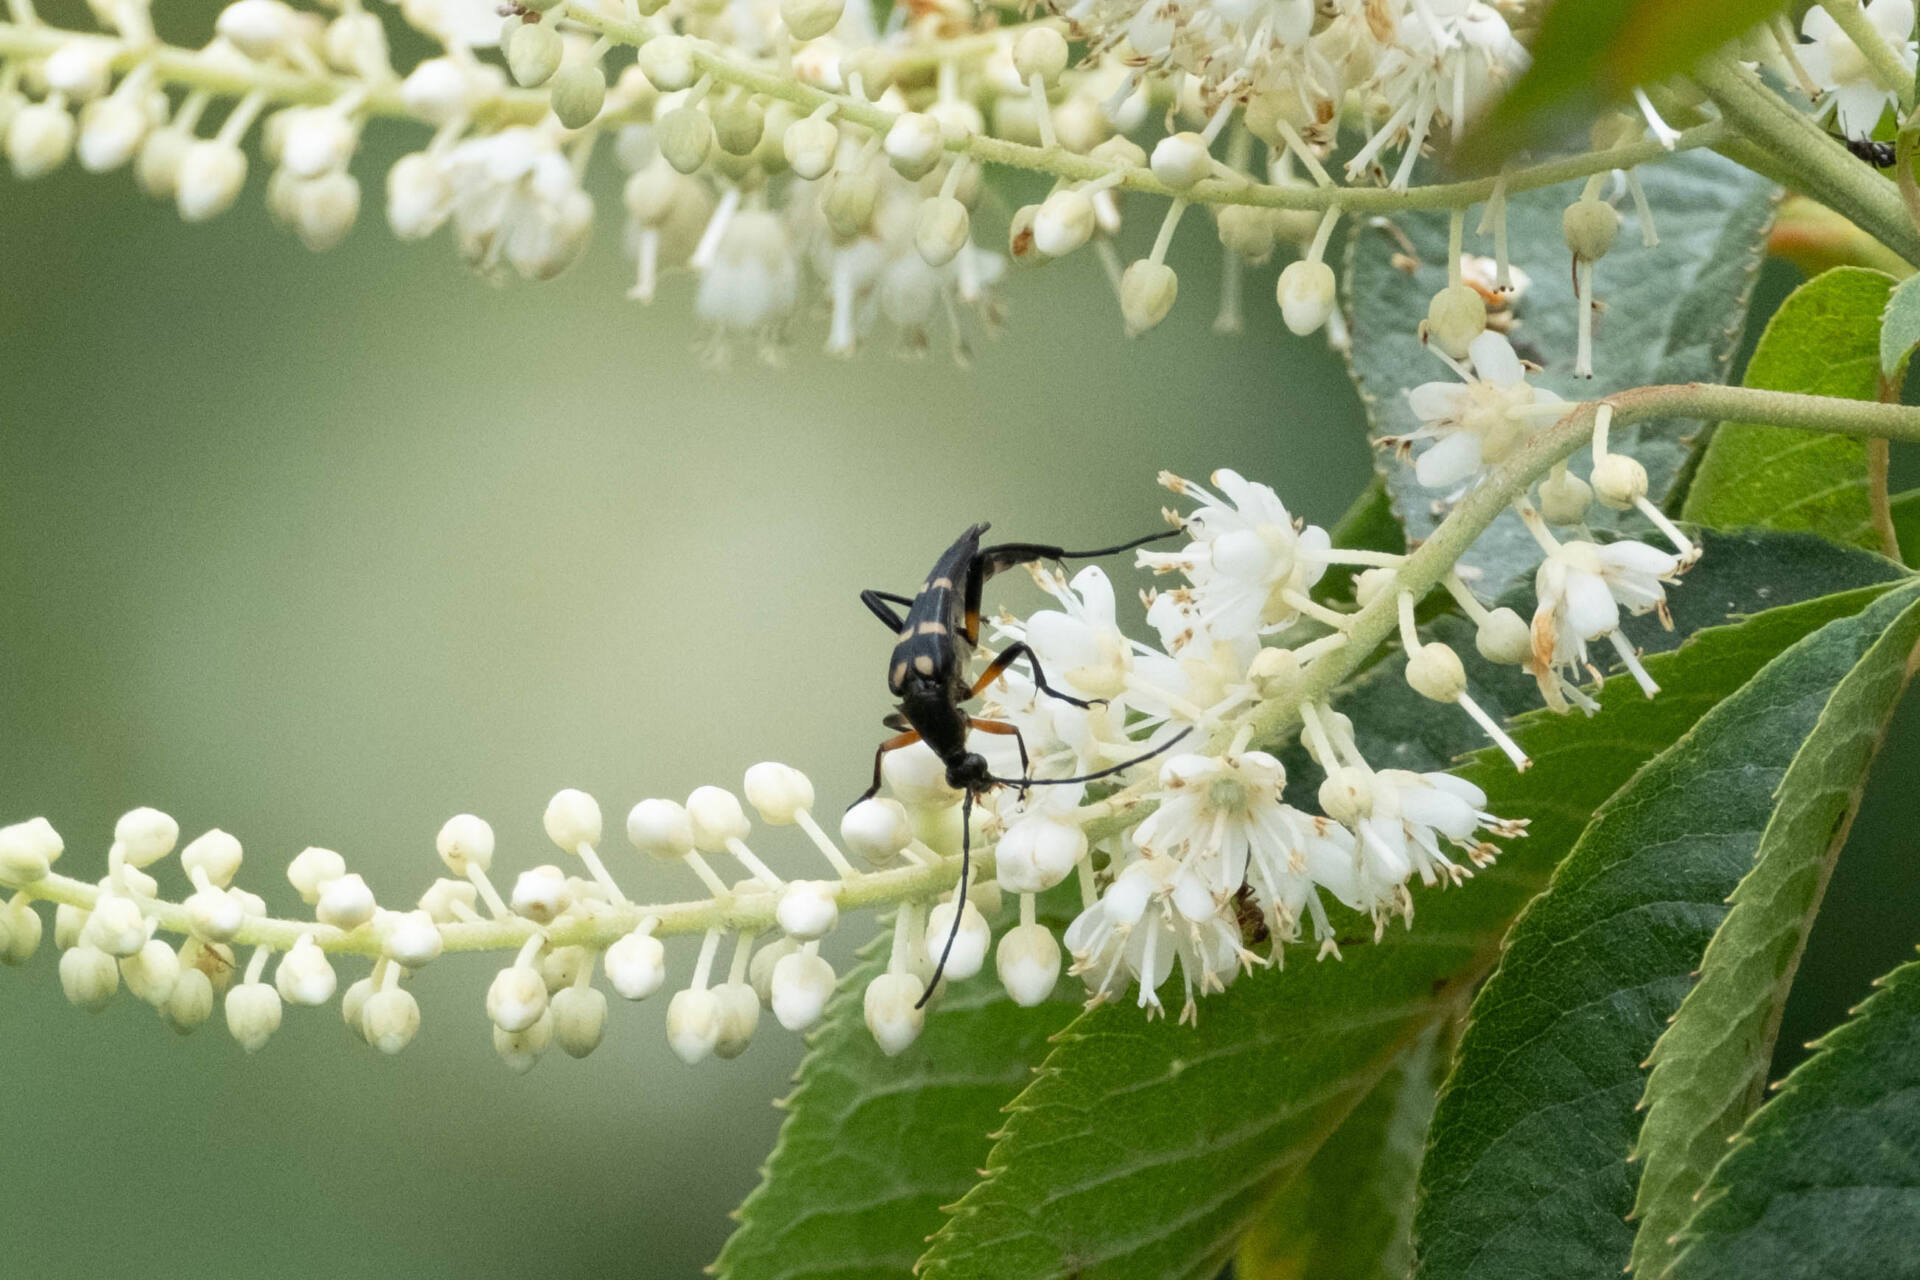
[1696,54,1920,266]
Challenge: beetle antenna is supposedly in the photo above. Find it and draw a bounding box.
[1053,529,1182,560]
[989,726,1194,789]
[916,788,972,1009]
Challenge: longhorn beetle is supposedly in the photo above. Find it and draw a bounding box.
[856,522,1193,1007]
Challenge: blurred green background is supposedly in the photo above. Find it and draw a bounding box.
[3,56,1919,1280]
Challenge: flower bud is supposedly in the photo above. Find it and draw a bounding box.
[1008,202,1048,264]
[744,762,814,825]
[114,807,179,867]
[435,814,494,875]
[281,108,353,178]
[1033,188,1095,258]
[863,972,926,1055]
[533,944,586,993]
[1248,646,1303,700]
[995,922,1060,1006]
[783,113,838,179]
[667,986,721,1063]
[0,817,63,885]
[181,828,243,887]
[225,981,282,1051]
[606,928,667,999]
[543,787,603,852]
[1563,198,1620,261]
[550,985,608,1057]
[657,105,713,174]
[712,92,765,155]
[2,898,43,965]
[506,20,563,88]
[549,62,607,130]
[292,170,359,251]
[925,899,990,981]
[1120,260,1178,336]
[135,126,186,198]
[46,41,115,100]
[182,937,237,994]
[1217,205,1278,264]
[61,944,119,1011]
[776,880,839,940]
[1426,284,1487,360]
[712,981,760,1059]
[511,865,574,925]
[1013,26,1070,84]
[1149,132,1211,188]
[770,949,834,1030]
[388,155,451,243]
[914,195,970,267]
[1476,607,1533,665]
[1538,467,1593,526]
[1591,453,1649,510]
[687,786,750,852]
[217,0,296,57]
[627,798,696,860]
[494,1008,553,1073]
[884,112,943,180]
[362,987,421,1054]
[274,935,337,1006]
[488,965,548,1032]
[166,967,215,1033]
[417,878,477,923]
[782,0,843,38]
[994,816,1085,893]
[401,57,473,124]
[55,903,88,950]
[379,909,443,968]
[840,798,911,866]
[85,894,147,957]
[341,975,373,1040]
[1406,642,1467,703]
[77,95,149,173]
[187,886,246,942]
[880,744,960,809]
[175,140,247,222]
[122,937,181,1007]
[1277,259,1336,335]
[637,36,698,93]
[316,871,375,928]
[1317,766,1373,824]
[1090,135,1147,169]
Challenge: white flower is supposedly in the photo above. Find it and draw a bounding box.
[1800,0,1918,139]
[441,127,594,282]
[1530,539,1681,711]
[1138,469,1330,651]
[1348,2,1530,188]
[1063,857,1249,1022]
[1353,768,1516,898]
[695,206,801,353]
[1397,331,1562,493]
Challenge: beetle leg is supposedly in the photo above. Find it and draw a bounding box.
[860,589,914,633]
[969,717,1030,782]
[855,730,923,807]
[972,641,1104,711]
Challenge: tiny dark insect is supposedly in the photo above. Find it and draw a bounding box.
[856,522,1194,1007]
[1232,881,1269,948]
[1836,134,1898,167]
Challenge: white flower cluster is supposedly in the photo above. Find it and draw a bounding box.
[0,0,1696,365]
[0,423,1702,1046]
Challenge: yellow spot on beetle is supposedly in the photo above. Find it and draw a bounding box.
[917,621,947,636]
[914,655,936,676]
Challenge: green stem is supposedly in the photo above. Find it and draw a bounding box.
[1696,54,1920,266]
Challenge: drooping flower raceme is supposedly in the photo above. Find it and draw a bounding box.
[1798,0,1918,139]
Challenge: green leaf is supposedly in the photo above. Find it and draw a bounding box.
[1881,271,1920,379]
[1629,583,1920,1277]
[1665,953,1920,1280]
[1413,581,1920,1280]
[1891,487,1920,563]
[1683,266,1899,551]
[913,548,1896,1280]
[1345,149,1774,596]
[713,932,1079,1280]
[1457,0,1792,171]
[1237,1025,1444,1280]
